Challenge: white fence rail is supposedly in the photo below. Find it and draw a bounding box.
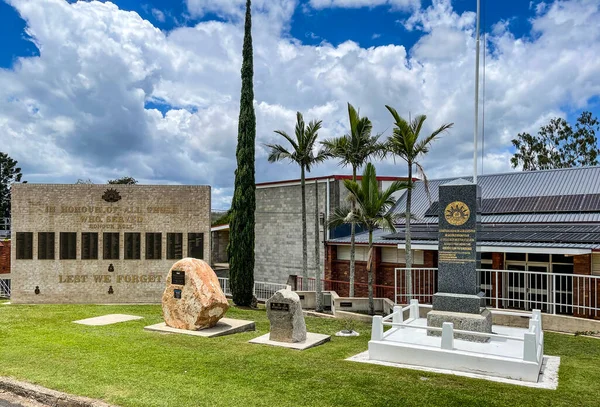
[218,277,288,301]
[395,267,600,317]
[0,278,10,298]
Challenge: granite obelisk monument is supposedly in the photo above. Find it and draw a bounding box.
[427,179,492,342]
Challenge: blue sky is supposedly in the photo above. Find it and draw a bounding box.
[1,0,537,67]
[1,0,600,209]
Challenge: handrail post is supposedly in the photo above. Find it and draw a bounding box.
[495,271,499,309]
[371,316,383,341]
[523,330,538,363]
[410,299,419,320]
[393,305,403,325]
[394,268,398,305]
[532,309,542,342]
[552,273,556,315]
[441,322,454,350]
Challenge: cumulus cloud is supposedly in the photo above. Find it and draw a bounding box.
[1,0,599,209]
[309,0,420,11]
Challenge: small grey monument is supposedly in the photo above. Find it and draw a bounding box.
[427,179,492,342]
[249,288,330,350]
[266,289,307,343]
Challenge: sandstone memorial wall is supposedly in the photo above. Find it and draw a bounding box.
[10,184,211,304]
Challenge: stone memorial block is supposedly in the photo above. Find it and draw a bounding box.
[266,289,307,343]
[162,258,229,330]
[427,179,492,342]
[432,179,484,314]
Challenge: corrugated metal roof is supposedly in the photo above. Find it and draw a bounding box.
[328,230,600,250]
[392,166,600,221]
[394,213,600,224]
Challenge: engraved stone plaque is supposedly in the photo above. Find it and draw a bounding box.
[270,302,290,312]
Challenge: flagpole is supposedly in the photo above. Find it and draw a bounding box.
[473,0,481,183]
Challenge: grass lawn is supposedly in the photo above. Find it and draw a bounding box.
[1,304,600,407]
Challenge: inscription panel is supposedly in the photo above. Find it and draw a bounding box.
[171,270,185,286]
[270,302,290,312]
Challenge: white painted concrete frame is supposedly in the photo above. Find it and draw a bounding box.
[368,301,545,382]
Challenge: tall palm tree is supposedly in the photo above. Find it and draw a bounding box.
[329,163,408,315]
[385,106,453,300]
[265,112,328,290]
[321,103,384,297]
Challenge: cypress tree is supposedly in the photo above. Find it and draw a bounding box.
[227,0,256,306]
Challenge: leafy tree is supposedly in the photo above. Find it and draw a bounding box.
[212,210,232,227]
[511,111,600,170]
[228,0,256,306]
[385,107,453,300]
[0,152,25,219]
[265,112,328,290]
[108,176,138,185]
[329,163,408,315]
[321,103,384,297]
[75,179,94,184]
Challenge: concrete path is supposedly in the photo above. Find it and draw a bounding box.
[0,391,49,407]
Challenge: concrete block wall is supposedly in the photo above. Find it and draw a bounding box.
[11,184,211,304]
[211,229,229,264]
[255,180,331,284]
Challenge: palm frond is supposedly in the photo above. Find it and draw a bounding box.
[264,143,294,163]
[273,130,299,153]
[328,206,357,228]
[416,162,432,204]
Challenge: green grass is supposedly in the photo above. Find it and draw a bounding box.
[1,304,599,407]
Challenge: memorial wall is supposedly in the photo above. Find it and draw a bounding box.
[10,184,211,304]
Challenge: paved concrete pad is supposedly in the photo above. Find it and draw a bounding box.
[348,351,560,389]
[144,318,255,338]
[73,314,143,326]
[249,332,330,350]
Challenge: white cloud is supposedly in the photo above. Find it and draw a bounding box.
[151,8,165,22]
[309,0,420,11]
[1,0,600,208]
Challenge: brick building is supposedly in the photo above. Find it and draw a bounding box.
[0,240,10,274]
[10,184,211,304]
[326,167,600,318]
[254,175,406,284]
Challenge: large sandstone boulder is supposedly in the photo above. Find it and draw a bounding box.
[266,289,307,343]
[162,258,229,330]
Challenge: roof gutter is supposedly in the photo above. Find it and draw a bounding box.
[396,243,591,255]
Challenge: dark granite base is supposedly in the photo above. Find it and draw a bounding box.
[427,309,492,342]
[432,292,485,314]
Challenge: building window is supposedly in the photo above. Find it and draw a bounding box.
[103,233,120,260]
[81,233,98,260]
[38,232,55,260]
[125,233,141,260]
[167,233,183,260]
[146,233,162,260]
[16,232,33,259]
[188,233,204,259]
[60,232,77,260]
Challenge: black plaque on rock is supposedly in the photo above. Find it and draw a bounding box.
[171,270,185,285]
[270,302,289,312]
[174,289,182,299]
[340,302,353,308]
